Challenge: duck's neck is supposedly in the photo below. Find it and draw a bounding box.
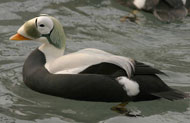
[38,42,65,71]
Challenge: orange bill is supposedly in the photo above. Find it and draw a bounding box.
[9,33,31,40]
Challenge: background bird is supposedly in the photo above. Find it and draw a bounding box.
[118,0,190,22]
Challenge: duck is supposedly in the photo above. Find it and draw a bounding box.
[9,15,189,116]
[118,0,190,22]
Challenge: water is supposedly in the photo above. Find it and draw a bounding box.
[0,0,190,123]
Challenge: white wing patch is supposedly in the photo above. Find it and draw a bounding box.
[116,76,139,96]
[133,0,146,9]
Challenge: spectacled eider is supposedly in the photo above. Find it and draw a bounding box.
[118,0,190,22]
[9,15,189,116]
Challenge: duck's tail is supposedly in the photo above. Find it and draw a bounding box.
[152,89,190,101]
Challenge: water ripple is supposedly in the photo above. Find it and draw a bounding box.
[0,0,189,123]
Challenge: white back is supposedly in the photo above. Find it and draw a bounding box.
[40,46,135,78]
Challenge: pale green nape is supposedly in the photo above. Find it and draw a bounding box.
[49,16,66,49]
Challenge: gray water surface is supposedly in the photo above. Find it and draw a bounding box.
[0,0,190,123]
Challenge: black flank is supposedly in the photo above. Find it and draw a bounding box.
[23,48,188,102]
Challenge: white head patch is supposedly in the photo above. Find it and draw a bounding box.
[37,16,54,35]
[133,0,146,9]
[116,76,139,96]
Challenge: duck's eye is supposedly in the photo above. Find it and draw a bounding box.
[39,24,45,27]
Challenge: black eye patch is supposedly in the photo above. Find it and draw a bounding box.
[39,24,45,27]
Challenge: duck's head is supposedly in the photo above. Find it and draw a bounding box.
[10,15,66,49]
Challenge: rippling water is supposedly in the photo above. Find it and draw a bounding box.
[0,0,190,123]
